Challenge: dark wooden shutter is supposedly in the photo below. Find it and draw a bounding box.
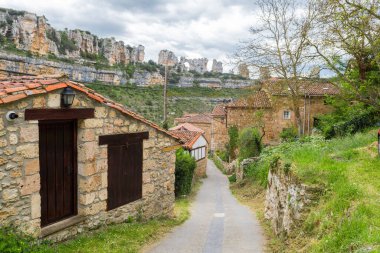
[39,120,77,227]
[99,132,148,211]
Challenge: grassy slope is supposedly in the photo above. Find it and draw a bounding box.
[233,129,380,252]
[86,83,251,126]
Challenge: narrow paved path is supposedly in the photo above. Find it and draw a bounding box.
[146,159,265,253]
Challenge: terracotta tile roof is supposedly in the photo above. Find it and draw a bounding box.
[226,91,272,108]
[169,130,203,149]
[0,75,179,141]
[175,113,212,124]
[263,79,340,96]
[212,104,226,117]
[169,123,205,134]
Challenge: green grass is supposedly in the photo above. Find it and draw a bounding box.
[86,83,250,126]
[242,129,380,252]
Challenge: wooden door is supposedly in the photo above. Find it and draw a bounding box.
[39,120,77,227]
[107,141,143,210]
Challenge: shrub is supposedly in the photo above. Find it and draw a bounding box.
[0,227,51,253]
[175,148,196,196]
[215,150,228,162]
[226,126,239,161]
[280,126,298,142]
[238,127,262,160]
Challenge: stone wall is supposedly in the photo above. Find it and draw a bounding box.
[0,90,177,241]
[265,161,322,236]
[194,158,207,178]
[211,116,228,152]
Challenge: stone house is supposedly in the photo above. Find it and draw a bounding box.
[174,113,212,144]
[0,75,180,242]
[169,130,208,178]
[169,122,205,134]
[212,80,339,147]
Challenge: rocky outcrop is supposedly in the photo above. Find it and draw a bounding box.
[0,52,126,85]
[0,8,144,65]
[238,63,249,78]
[212,59,223,73]
[132,70,164,86]
[265,160,323,236]
[158,50,178,66]
[178,76,256,88]
[179,57,208,73]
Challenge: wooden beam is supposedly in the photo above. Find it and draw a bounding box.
[99,132,149,145]
[25,108,94,120]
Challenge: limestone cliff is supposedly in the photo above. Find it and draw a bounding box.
[211,59,223,73]
[0,8,144,65]
[158,49,178,66]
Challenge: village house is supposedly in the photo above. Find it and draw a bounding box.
[0,75,180,242]
[211,79,340,148]
[169,129,208,178]
[174,113,212,144]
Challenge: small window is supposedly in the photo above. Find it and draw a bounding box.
[283,110,291,120]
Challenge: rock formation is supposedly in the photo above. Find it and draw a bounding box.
[238,63,249,78]
[211,59,223,73]
[179,57,208,74]
[158,50,178,66]
[0,8,144,65]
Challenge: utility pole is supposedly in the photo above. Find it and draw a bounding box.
[163,64,168,123]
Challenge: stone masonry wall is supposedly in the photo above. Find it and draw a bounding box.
[0,90,177,241]
[265,161,322,236]
[211,116,228,152]
[194,158,207,178]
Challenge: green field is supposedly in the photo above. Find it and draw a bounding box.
[234,129,380,252]
[86,83,252,126]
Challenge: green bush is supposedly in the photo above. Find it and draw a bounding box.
[238,127,262,160]
[175,148,196,196]
[215,150,228,162]
[0,227,51,253]
[226,126,239,161]
[280,126,298,142]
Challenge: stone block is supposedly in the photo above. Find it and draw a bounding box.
[9,134,18,145]
[78,163,96,177]
[47,94,60,107]
[17,101,29,109]
[101,172,107,188]
[113,118,124,126]
[0,118,3,130]
[95,107,108,118]
[0,138,7,147]
[143,183,155,196]
[31,193,41,219]
[96,159,107,172]
[33,97,46,108]
[25,159,40,175]
[79,192,96,205]
[20,125,39,142]
[78,142,97,162]
[80,119,104,128]
[0,157,7,166]
[109,110,116,118]
[16,144,39,158]
[4,147,15,156]
[79,175,102,193]
[98,189,107,201]
[2,189,18,201]
[21,174,40,195]
[78,129,95,142]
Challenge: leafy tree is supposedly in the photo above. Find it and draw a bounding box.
[226,126,239,161]
[175,148,196,196]
[235,0,319,135]
[238,127,263,159]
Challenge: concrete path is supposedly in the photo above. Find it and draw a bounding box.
[146,159,265,253]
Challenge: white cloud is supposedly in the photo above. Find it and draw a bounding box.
[0,0,258,72]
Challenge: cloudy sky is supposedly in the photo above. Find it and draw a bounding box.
[1,0,258,72]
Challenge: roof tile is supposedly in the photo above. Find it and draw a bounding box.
[44,82,67,92]
[1,93,27,103]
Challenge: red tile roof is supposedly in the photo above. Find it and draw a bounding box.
[263,79,340,96]
[212,104,226,117]
[169,130,203,149]
[0,75,179,141]
[226,91,272,108]
[169,123,205,134]
[175,113,212,124]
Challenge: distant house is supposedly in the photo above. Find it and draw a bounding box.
[169,122,205,134]
[211,79,340,148]
[0,75,180,242]
[174,113,212,144]
[169,129,208,177]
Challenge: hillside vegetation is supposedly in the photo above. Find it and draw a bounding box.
[86,83,250,125]
[234,129,380,252]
